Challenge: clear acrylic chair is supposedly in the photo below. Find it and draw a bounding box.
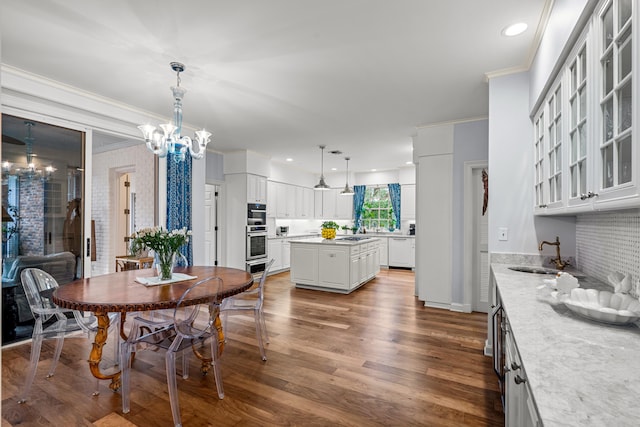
[221,259,274,361]
[18,268,120,403]
[121,276,224,427]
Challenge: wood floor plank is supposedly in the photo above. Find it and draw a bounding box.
[2,269,503,426]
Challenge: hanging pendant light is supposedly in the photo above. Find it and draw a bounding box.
[314,145,330,191]
[340,157,354,195]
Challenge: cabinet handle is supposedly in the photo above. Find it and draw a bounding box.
[510,362,520,371]
[580,191,599,200]
[392,238,407,241]
[514,375,527,384]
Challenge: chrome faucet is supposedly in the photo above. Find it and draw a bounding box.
[538,236,570,270]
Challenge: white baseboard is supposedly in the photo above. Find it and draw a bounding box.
[484,340,492,356]
[450,303,472,313]
[423,301,451,310]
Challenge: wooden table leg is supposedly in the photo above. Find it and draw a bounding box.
[89,311,121,391]
[191,314,225,375]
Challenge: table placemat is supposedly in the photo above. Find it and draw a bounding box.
[135,273,197,287]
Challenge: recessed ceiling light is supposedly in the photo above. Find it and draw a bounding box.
[405,161,412,165]
[502,22,528,37]
[331,167,337,171]
[371,169,377,172]
[285,158,293,162]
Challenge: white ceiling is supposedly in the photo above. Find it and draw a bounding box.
[0,0,549,174]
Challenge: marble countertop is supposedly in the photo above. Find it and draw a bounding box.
[492,263,640,426]
[288,237,379,245]
[270,232,414,240]
[268,233,319,240]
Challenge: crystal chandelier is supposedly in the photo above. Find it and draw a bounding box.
[2,121,55,182]
[138,62,211,162]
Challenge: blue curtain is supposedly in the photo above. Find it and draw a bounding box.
[166,153,193,266]
[388,183,401,230]
[353,185,366,229]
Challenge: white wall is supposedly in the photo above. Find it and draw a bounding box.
[488,72,576,258]
[529,0,592,111]
[92,143,155,275]
[270,160,317,187]
[354,170,399,186]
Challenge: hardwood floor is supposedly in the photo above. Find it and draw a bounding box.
[1,269,504,426]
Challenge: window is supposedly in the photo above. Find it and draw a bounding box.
[361,186,395,231]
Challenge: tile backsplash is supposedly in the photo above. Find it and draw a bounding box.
[576,209,640,298]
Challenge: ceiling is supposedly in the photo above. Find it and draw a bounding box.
[1,0,549,174]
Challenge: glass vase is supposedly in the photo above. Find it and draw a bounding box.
[154,251,176,281]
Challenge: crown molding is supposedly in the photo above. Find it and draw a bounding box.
[416,115,488,130]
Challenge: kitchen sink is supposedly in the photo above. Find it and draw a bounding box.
[508,266,561,275]
[508,265,587,278]
[338,236,371,241]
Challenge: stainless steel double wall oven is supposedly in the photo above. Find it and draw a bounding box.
[246,203,268,277]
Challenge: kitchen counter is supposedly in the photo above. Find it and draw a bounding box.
[289,236,380,245]
[491,263,640,426]
[269,233,319,240]
[290,237,380,293]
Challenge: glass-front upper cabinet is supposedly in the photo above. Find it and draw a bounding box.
[534,112,546,209]
[569,45,589,200]
[595,0,635,208]
[533,77,564,214]
[547,84,563,206]
[535,0,637,215]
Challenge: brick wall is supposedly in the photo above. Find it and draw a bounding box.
[19,177,45,255]
[91,144,155,276]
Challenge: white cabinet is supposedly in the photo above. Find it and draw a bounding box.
[400,184,415,220]
[290,245,318,285]
[318,246,350,290]
[378,237,388,266]
[247,174,267,204]
[295,186,314,218]
[388,237,415,268]
[291,239,379,293]
[269,181,313,219]
[282,239,291,269]
[268,239,283,271]
[534,6,639,215]
[276,182,295,218]
[314,189,352,219]
[314,189,336,218]
[335,191,353,219]
[350,251,361,288]
[505,320,541,427]
[268,238,292,273]
[267,181,277,217]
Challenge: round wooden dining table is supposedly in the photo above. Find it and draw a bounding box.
[53,266,253,391]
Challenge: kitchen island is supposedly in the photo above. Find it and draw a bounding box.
[491,263,640,426]
[290,237,380,293]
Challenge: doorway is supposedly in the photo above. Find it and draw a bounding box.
[115,171,135,257]
[1,114,84,273]
[463,161,489,313]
